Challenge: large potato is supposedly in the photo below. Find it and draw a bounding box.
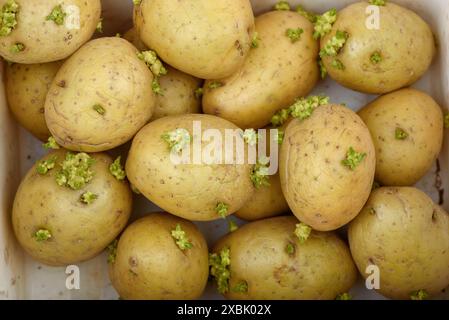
[0,0,101,63]
[280,104,376,231]
[134,0,255,79]
[6,61,62,141]
[45,37,155,152]
[203,10,319,129]
[12,150,132,266]
[320,2,435,94]
[349,187,449,300]
[358,88,443,186]
[126,114,255,221]
[109,213,209,300]
[211,216,357,300]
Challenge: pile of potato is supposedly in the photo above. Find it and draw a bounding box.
[3,0,449,300]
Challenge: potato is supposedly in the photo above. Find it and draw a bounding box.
[153,67,203,120]
[44,37,155,152]
[134,0,255,79]
[280,104,376,231]
[349,187,449,300]
[123,28,147,51]
[210,216,357,300]
[0,0,101,64]
[126,114,255,221]
[6,61,62,141]
[203,10,319,129]
[12,150,132,266]
[358,88,443,186]
[320,2,435,94]
[109,213,209,300]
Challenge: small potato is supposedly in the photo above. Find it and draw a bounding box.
[0,0,101,64]
[45,37,155,152]
[321,2,435,94]
[12,150,132,266]
[211,216,357,300]
[134,0,255,79]
[358,88,443,186]
[203,10,319,129]
[6,61,62,141]
[349,187,449,300]
[109,213,209,300]
[280,104,376,231]
[126,114,255,221]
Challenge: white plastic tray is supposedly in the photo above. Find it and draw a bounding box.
[0,0,448,300]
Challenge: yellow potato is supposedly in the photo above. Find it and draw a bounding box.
[12,150,132,266]
[320,2,435,94]
[358,88,443,186]
[6,61,62,141]
[134,0,255,79]
[211,216,357,299]
[280,104,376,231]
[126,114,255,221]
[109,213,209,300]
[203,10,319,129]
[0,0,101,63]
[349,187,449,300]
[45,37,155,152]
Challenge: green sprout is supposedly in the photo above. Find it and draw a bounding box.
[410,289,429,300]
[209,247,231,294]
[341,147,367,170]
[171,224,193,250]
[296,5,317,23]
[336,293,353,300]
[10,42,24,53]
[331,58,345,70]
[232,281,248,293]
[286,242,295,255]
[161,128,191,153]
[369,0,387,6]
[286,28,304,43]
[93,104,106,115]
[370,51,382,64]
[250,157,270,189]
[271,108,290,127]
[194,88,204,99]
[208,81,223,89]
[137,50,167,77]
[216,202,229,219]
[34,229,52,242]
[318,59,327,79]
[80,191,98,205]
[444,114,449,128]
[242,129,258,146]
[55,152,95,190]
[115,33,121,38]
[251,32,260,48]
[36,156,57,175]
[96,19,103,33]
[313,8,337,39]
[395,127,408,140]
[133,0,142,5]
[46,5,67,26]
[228,219,239,233]
[294,223,312,244]
[110,156,126,181]
[320,30,349,58]
[289,95,329,120]
[0,0,19,37]
[276,129,284,145]
[152,78,164,95]
[43,136,60,150]
[107,239,118,264]
[274,1,290,11]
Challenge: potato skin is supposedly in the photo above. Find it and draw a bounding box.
[321,2,435,94]
[45,37,155,152]
[109,213,209,300]
[203,11,319,129]
[12,150,132,266]
[126,114,254,221]
[348,187,449,299]
[280,104,376,231]
[0,0,101,64]
[213,216,357,300]
[6,61,62,141]
[358,88,443,186]
[134,0,255,79]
